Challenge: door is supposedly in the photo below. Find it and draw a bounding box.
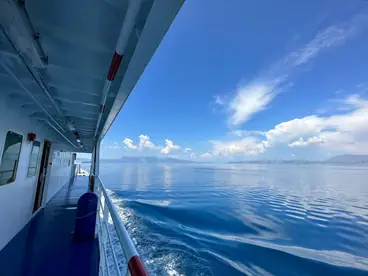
[33,140,51,213]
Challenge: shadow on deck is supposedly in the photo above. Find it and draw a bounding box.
[0,177,99,276]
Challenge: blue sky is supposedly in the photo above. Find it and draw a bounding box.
[100,0,368,161]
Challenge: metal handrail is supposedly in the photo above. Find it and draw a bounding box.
[96,176,148,276]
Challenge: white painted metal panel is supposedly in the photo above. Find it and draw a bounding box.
[0,96,75,250]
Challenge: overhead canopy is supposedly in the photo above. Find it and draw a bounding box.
[0,0,183,152]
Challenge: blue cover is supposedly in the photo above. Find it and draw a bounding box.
[74,192,98,241]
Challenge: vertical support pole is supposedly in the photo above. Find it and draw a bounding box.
[91,143,97,176]
[90,144,95,175]
[89,139,100,192]
[89,174,95,192]
[95,139,101,177]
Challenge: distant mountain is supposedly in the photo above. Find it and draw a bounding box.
[228,155,368,165]
[228,160,318,164]
[81,156,198,164]
[325,154,368,164]
[121,156,198,164]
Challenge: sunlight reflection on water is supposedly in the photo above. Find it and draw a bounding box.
[95,163,368,276]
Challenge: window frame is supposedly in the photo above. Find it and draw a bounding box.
[27,140,41,178]
[0,131,23,186]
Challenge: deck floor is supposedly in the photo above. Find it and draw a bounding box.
[0,177,99,276]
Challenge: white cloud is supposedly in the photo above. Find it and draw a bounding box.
[183,147,196,158]
[228,82,278,126]
[200,152,212,158]
[291,24,358,67]
[139,135,159,149]
[161,139,181,154]
[230,130,266,137]
[265,115,325,145]
[225,13,367,126]
[184,148,192,153]
[267,95,368,153]
[211,137,269,156]
[343,94,368,109]
[288,136,325,147]
[214,95,226,106]
[108,141,120,149]
[123,138,138,150]
[210,94,368,156]
[122,135,185,155]
[123,135,159,151]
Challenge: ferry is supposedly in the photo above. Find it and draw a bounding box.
[0,0,184,275]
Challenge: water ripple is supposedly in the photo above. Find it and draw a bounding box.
[98,163,368,275]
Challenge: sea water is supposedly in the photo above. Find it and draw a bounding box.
[96,163,368,275]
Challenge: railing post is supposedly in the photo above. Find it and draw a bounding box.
[98,177,149,276]
[103,197,109,230]
[95,181,101,238]
[100,237,105,276]
[102,196,110,276]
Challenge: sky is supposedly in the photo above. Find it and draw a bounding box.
[99,0,368,162]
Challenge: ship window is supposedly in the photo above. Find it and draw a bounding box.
[0,131,23,185]
[27,141,41,178]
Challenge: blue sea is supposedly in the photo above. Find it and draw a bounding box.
[96,163,368,275]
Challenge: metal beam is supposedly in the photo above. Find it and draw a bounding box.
[47,64,105,81]
[44,121,78,149]
[50,88,104,98]
[0,59,66,132]
[0,25,65,117]
[54,107,97,116]
[48,86,103,97]
[53,97,99,107]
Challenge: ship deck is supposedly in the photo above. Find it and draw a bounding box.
[0,177,99,276]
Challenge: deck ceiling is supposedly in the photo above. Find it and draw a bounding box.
[0,0,183,152]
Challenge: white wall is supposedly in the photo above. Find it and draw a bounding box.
[0,96,76,250]
[45,151,75,202]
